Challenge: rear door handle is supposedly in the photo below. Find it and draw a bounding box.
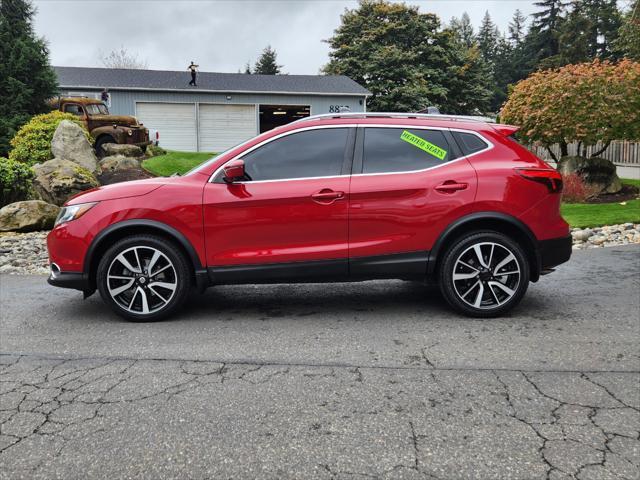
[434,181,468,193]
[311,189,345,204]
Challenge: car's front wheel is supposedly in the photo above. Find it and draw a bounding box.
[438,231,530,318]
[97,235,191,321]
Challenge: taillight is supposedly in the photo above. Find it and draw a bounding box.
[516,168,563,193]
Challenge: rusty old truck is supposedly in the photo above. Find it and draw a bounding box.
[50,97,151,157]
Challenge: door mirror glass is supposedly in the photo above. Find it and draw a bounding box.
[223,159,246,183]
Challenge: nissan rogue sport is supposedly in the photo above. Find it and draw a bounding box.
[47,112,572,321]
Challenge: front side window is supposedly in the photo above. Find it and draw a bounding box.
[63,104,84,116]
[362,128,454,174]
[240,128,349,181]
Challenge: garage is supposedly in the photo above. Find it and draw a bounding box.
[198,104,257,152]
[136,102,197,151]
[57,66,370,152]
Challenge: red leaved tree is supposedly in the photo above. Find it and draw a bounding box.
[500,59,640,161]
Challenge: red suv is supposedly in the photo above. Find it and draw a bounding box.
[47,113,571,321]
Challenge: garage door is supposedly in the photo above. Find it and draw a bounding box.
[136,103,197,151]
[199,104,257,152]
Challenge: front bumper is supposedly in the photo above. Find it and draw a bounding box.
[538,235,572,270]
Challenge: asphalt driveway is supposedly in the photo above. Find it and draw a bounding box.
[1,245,639,479]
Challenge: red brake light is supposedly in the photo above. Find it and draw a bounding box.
[516,168,563,193]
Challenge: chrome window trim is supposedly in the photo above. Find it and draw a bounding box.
[208,123,494,184]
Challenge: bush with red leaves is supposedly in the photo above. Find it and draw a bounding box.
[562,173,601,203]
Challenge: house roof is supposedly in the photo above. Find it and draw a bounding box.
[54,66,371,97]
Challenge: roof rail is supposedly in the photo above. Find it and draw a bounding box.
[291,112,495,124]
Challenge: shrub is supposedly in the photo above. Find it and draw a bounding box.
[562,173,601,203]
[0,157,34,207]
[145,144,167,157]
[8,111,90,166]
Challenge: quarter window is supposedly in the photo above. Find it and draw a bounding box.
[240,128,349,181]
[362,128,454,174]
[452,131,489,156]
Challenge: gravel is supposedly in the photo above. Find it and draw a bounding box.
[1,224,638,275]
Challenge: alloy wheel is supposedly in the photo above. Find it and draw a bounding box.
[106,246,178,315]
[451,242,521,310]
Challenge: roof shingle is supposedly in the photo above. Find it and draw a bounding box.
[54,66,370,96]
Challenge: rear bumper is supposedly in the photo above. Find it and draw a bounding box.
[538,235,572,270]
[47,271,90,291]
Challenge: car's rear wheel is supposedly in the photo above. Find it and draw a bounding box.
[97,235,191,321]
[438,231,530,318]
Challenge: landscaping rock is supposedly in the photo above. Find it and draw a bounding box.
[99,154,140,173]
[0,200,60,232]
[557,156,622,194]
[101,143,143,158]
[33,159,99,206]
[145,144,166,157]
[0,231,49,274]
[571,229,593,242]
[50,120,99,174]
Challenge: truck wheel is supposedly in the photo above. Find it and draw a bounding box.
[95,136,114,158]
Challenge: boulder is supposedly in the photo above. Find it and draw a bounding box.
[99,154,140,173]
[557,156,622,194]
[33,159,99,206]
[145,144,166,157]
[0,200,60,232]
[101,143,143,158]
[51,120,99,173]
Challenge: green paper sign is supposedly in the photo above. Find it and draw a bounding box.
[400,130,447,160]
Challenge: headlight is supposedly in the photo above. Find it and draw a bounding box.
[55,202,98,226]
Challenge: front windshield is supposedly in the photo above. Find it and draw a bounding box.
[85,103,109,115]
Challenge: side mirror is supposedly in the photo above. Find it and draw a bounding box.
[223,159,245,183]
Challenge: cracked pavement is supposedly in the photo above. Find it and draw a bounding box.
[1,245,639,479]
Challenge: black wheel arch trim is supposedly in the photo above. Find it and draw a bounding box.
[427,211,541,280]
[83,219,206,286]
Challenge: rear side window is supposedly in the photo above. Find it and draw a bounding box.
[452,131,489,156]
[241,128,349,181]
[362,128,454,174]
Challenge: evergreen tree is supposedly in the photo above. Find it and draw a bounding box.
[477,11,501,63]
[581,0,622,59]
[244,61,252,74]
[508,9,527,45]
[526,0,567,67]
[613,0,640,59]
[253,45,283,75]
[449,12,475,48]
[0,0,57,157]
[556,0,593,64]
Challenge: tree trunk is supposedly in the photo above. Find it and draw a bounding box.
[560,140,568,157]
[590,140,611,158]
[546,146,558,163]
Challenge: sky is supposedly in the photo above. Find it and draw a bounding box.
[33,0,542,75]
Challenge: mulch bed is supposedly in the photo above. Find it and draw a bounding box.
[586,184,639,204]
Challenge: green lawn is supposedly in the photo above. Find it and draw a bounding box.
[561,178,640,228]
[142,151,216,177]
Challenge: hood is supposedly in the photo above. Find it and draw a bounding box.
[88,114,141,127]
[66,178,166,205]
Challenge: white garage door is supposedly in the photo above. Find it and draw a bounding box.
[199,104,257,152]
[136,103,197,151]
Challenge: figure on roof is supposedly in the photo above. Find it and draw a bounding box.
[187,61,199,86]
[101,88,109,105]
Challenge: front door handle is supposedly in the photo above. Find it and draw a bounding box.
[434,181,468,194]
[311,189,345,204]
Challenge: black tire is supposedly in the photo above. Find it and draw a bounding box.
[96,235,191,322]
[438,231,530,318]
[95,136,114,158]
